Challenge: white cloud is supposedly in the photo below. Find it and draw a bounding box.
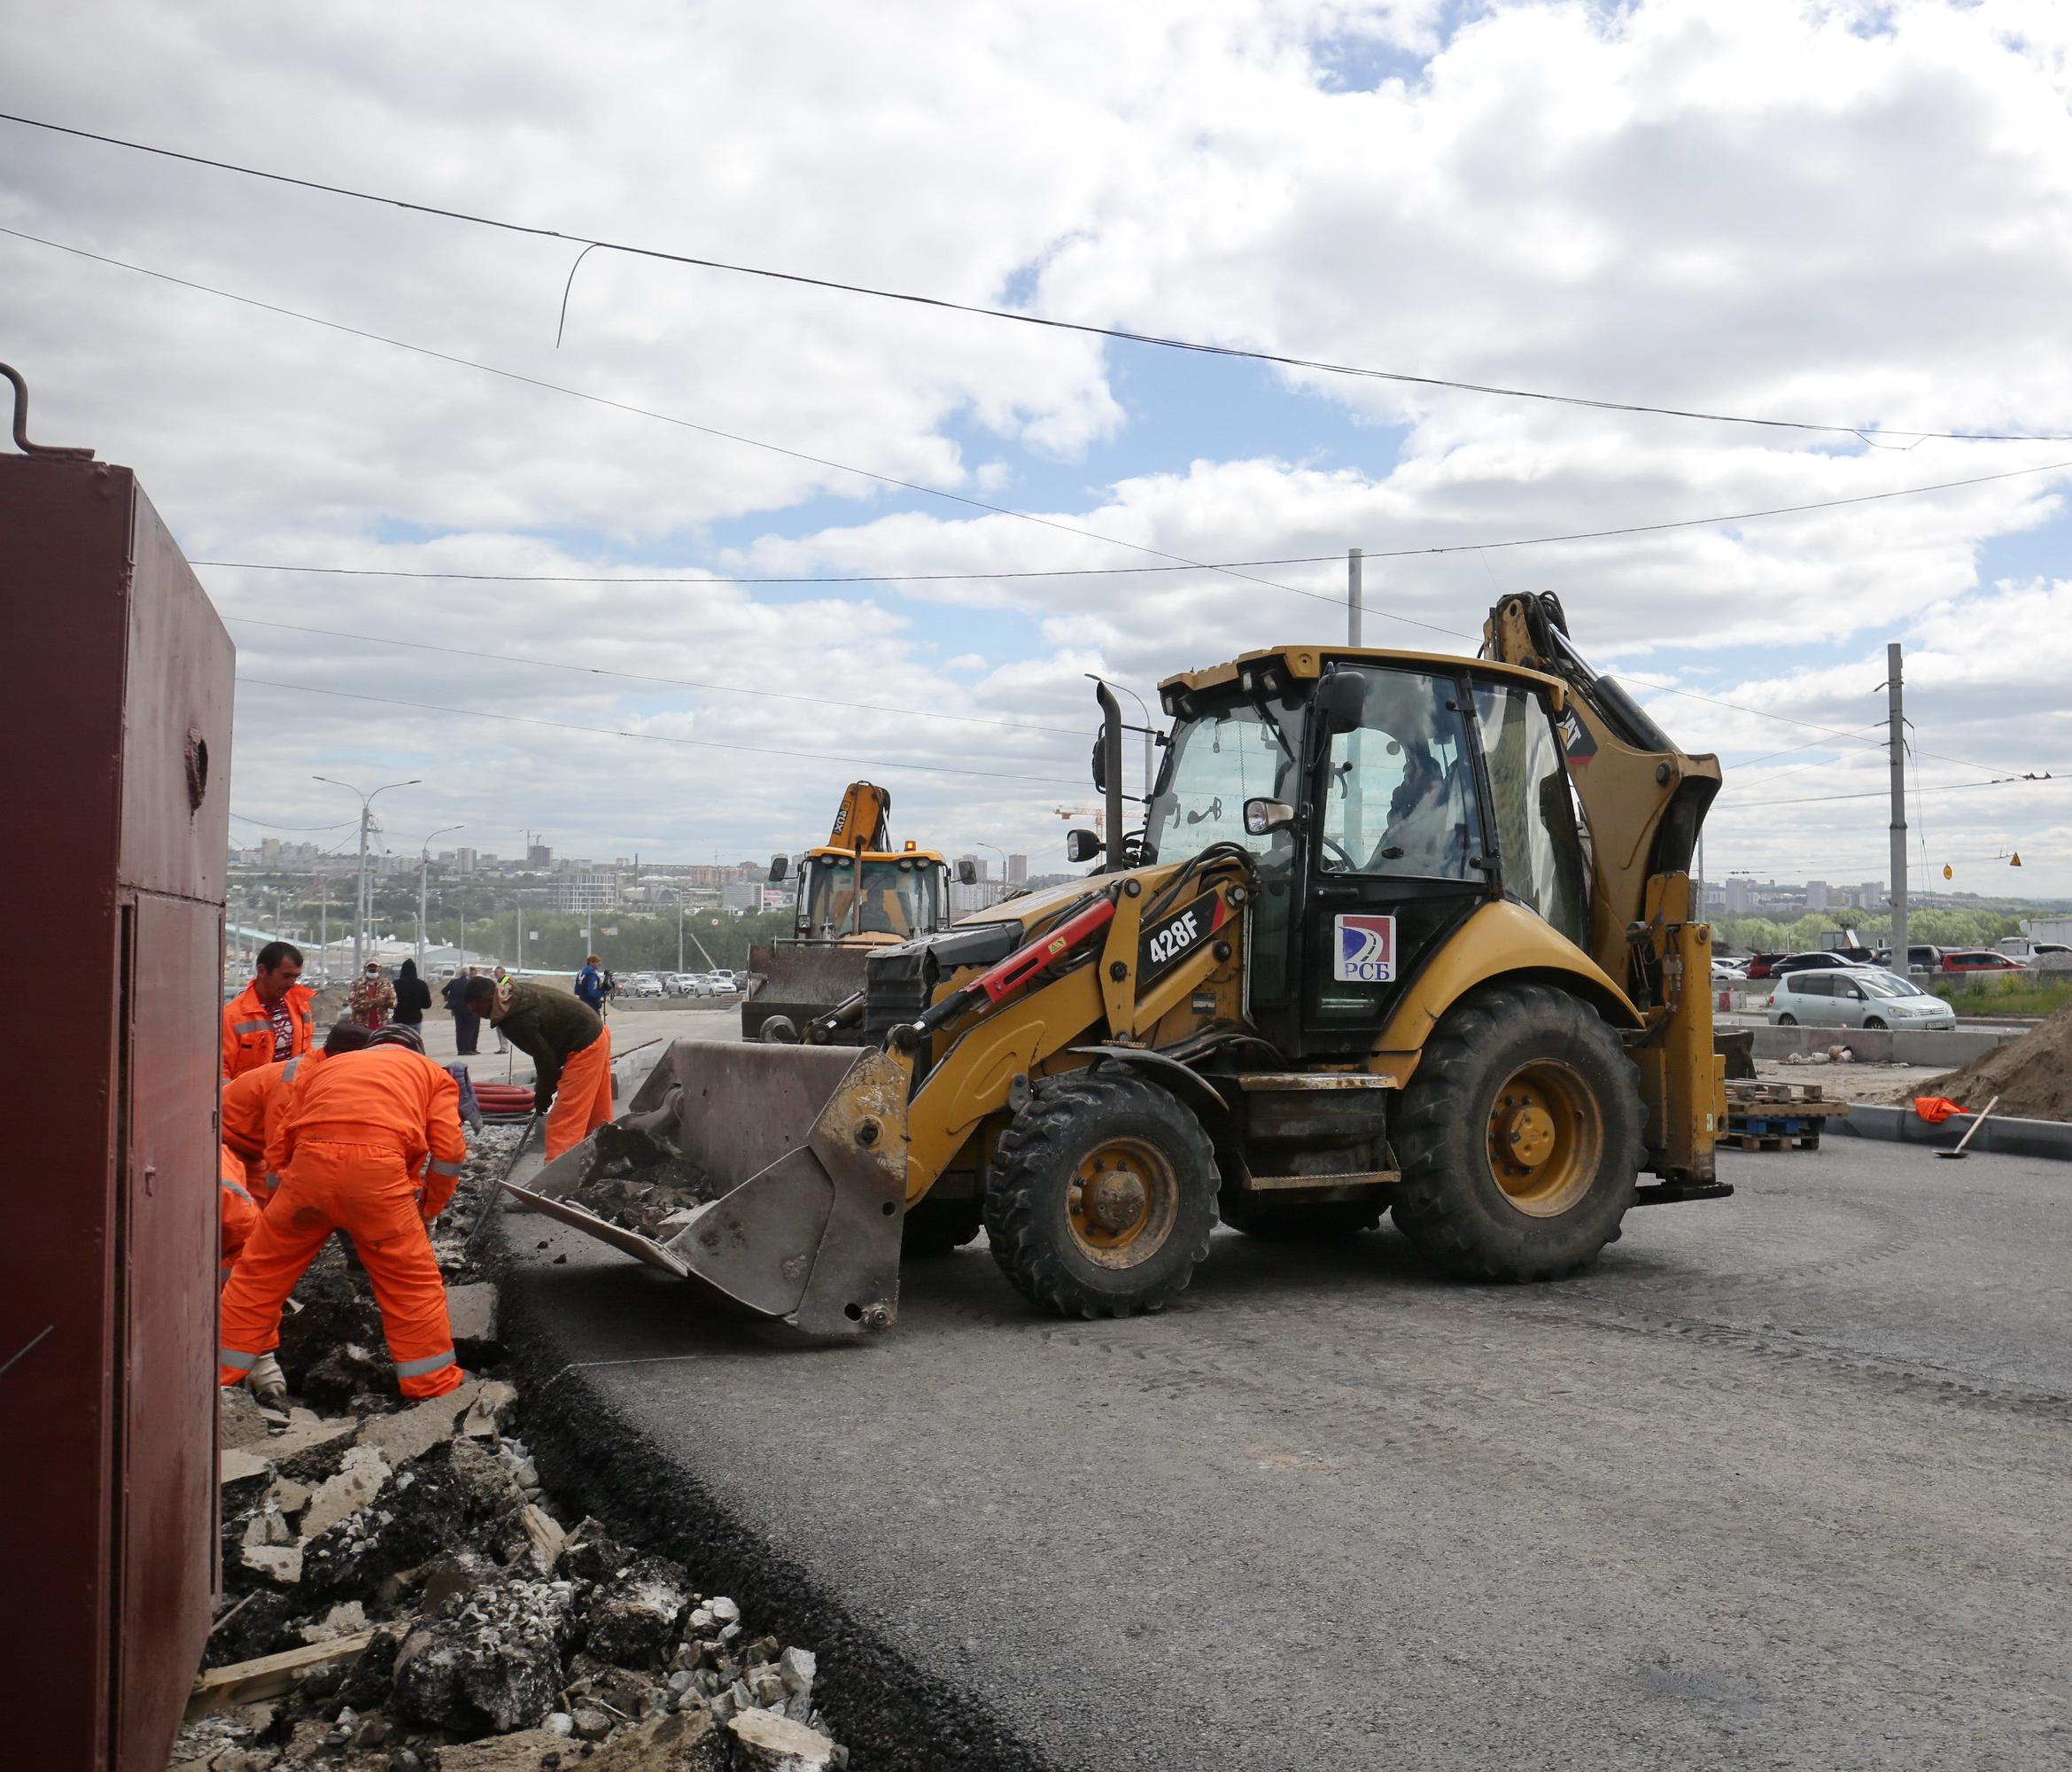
[5,0,2072,884]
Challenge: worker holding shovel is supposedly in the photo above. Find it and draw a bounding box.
[464,973,613,1160]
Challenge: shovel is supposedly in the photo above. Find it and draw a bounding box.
[1936,1094,2000,1161]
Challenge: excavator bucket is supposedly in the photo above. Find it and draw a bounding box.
[501,1040,911,1336]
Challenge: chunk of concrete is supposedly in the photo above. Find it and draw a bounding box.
[445,1281,498,1343]
[299,1601,369,1644]
[240,1543,304,1586]
[221,1384,275,1450]
[462,1380,518,1440]
[727,1706,837,1770]
[494,1503,567,1578]
[581,1554,692,1668]
[432,1727,568,1771]
[357,1380,481,1465]
[301,1444,392,1539]
[390,1578,573,1734]
[585,1707,725,1770]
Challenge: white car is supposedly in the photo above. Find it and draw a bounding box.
[1764,967,1957,1031]
[626,972,664,998]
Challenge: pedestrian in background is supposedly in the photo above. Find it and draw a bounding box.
[574,953,606,1015]
[392,958,431,1030]
[490,965,511,1051]
[350,960,396,1030]
[443,967,480,1055]
[222,940,316,1080]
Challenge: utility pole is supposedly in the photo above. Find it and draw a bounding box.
[1886,641,1908,975]
[1346,548,1365,854]
[1348,547,1362,647]
[314,775,420,976]
[416,825,462,965]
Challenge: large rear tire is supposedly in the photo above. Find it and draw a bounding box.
[985,1069,1218,1318]
[1391,983,1643,1282]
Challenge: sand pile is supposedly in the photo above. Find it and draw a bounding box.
[1927,1000,2072,1123]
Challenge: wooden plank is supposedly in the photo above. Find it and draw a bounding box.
[186,1629,377,1716]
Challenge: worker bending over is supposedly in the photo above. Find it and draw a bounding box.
[221,1021,375,1198]
[465,973,613,1160]
[222,940,317,1080]
[219,1023,469,1401]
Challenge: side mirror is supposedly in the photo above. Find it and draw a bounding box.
[1244,797,1297,837]
[1066,828,1104,865]
[767,854,789,882]
[1314,669,1372,736]
[955,859,978,885]
[1089,734,1106,792]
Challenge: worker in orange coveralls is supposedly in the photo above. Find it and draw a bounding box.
[221,940,317,1080]
[219,1023,470,1401]
[221,1021,376,1196]
[218,1142,261,1284]
[465,973,614,1160]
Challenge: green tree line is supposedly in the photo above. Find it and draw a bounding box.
[1712,908,2025,954]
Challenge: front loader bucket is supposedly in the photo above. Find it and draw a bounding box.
[502,1039,910,1336]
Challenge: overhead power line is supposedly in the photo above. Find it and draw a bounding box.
[1716,773,2054,810]
[9,222,2062,774]
[229,811,359,831]
[225,615,1082,737]
[9,108,2072,445]
[190,455,2072,588]
[0,224,1351,630]
[234,676,1089,787]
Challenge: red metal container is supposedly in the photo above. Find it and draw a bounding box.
[1,446,234,1768]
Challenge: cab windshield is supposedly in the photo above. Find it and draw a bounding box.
[1144,694,1306,867]
[803,856,940,937]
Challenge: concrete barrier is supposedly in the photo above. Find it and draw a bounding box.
[1837,1103,2072,1163]
[1747,1024,2017,1065]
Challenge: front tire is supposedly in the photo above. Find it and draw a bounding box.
[1863,1017,1886,1030]
[1392,983,1644,1282]
[985,1069,1218,1318]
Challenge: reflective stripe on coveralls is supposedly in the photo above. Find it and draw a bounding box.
[223,1046,469,1400]
[543,1025,615,1161]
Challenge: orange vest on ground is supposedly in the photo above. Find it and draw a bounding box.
[269,1045,469,1216]
[221,982,316,1080]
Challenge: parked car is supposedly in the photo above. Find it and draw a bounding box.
[1743,952,1789,980]
[1940,950,2028,973]
[1768,952,1861,977]
[1711,957,1749,983]
[626,971,664,997]
[1765,968,1956,1030]
[1872,944,1944,970]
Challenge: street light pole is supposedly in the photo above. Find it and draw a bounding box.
[416,825,464,965]
[314,775,421,975]
[978,841,1009,907]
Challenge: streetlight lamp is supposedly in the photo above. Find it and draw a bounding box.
[977,841,1009,907]
[415,825,464,964]
[314,775,420,975]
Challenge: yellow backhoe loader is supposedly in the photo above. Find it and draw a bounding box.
[741,781,974,1042]
[510,595,1728,1332]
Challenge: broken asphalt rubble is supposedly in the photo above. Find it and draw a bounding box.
[177,1126,848,1772]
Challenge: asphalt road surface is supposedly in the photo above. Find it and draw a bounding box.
[502,1134,2072,1771]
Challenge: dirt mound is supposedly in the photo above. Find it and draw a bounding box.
[1927,1000,2072,1123]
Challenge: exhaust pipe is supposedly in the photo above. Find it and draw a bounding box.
[1095,679,1125,872]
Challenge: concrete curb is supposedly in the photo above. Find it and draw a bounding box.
[1837,1104,2072,1162]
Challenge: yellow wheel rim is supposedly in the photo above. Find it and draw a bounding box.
[1067,1136,1178,1270]
[1486,1061,1603,1217]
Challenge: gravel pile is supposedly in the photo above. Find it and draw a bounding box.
[177,1126,847,1772]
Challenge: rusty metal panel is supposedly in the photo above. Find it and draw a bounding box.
[0,453,233,1770]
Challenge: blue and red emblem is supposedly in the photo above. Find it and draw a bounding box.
[1332,913,1397,983]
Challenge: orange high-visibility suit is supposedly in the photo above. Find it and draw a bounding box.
[544,1029,614,1161]
[219,1045,469,1400]
[221,1051,328,1198]
[222,981,317,1081]
[219,1142,260,1287]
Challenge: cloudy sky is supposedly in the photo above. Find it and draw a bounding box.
[7,0,2072,896]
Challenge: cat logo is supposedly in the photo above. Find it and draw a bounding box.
[1556,706,1599,766]
[1138,890,1229,980]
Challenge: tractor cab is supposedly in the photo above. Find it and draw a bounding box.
[1148,648,1592,1059]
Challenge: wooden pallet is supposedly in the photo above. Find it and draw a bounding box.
[1720,1127,1822,1153]
[1726,1080,1851,1118]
